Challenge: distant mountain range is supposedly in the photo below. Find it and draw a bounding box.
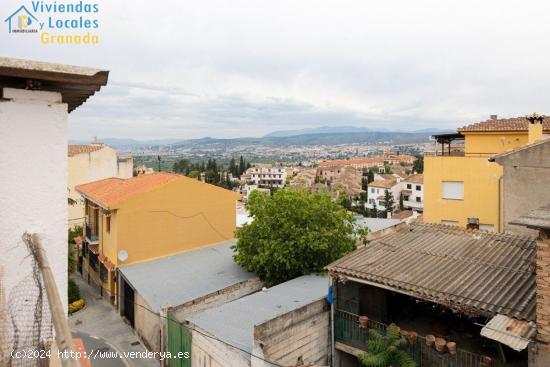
[70,126,453,149]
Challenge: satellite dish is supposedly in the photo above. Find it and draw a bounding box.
[118,250,128,262]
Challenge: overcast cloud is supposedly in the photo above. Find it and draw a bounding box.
[2,0,550,140]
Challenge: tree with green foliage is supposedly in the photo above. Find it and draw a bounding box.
[399,193,404,211]
[367,169,375,183]
[68,226,82,275]
[358,324,416,367]
[233,189,360,285]
[412,156,424,173]
[382,189,395,215]
[384,165,393,174]
[371,202,378,218]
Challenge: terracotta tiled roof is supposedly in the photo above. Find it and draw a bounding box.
[403,173,423,184]
[68,144,104,157]
[319,157,384,168]
[391,210,414,220]
[369,179,397,189]
[76,172,181,207]
[458,116,550,132]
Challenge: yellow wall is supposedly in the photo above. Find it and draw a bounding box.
[424,156,503,229]
[106,177,238,266]
[463,132,528,155]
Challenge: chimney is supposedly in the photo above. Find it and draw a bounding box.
[527,113,544,144]
[490,114,498,120]
[466,217,479,230]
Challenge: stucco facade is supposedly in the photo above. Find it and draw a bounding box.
[0,88,68,312]
[77,173,241,300]
[424,125,548,231]
[68,144,133,226]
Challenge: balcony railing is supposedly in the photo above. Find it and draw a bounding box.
[85,223,98,242]
[335,310,487,367]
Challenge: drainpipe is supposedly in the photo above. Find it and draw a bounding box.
[498,175,503,232]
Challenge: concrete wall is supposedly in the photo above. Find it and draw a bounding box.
[136,278,261,354]
[494,140,550,236]
[134,293,161,352]
[192,328,251,367]
[252,298,330,367]
[0,88,68,315]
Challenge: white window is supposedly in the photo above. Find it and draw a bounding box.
[441,220,459,226]
[442,181,464,200]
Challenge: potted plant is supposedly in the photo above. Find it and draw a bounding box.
[359,316,369,328]
[358,323,417,367]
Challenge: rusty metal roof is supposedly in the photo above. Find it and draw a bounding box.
[326,222,536,320]
[480,314,536,351]
[0,57,108,112]
[510,204,550,230]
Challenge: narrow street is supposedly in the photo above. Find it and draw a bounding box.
[69,276,159,367]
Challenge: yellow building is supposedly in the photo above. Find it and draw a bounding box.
[75,172,241,302]
[68,143,133,226]
[424,115,549,231]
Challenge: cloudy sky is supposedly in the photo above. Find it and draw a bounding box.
[3,0,550,140]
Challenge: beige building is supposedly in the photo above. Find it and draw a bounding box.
[68,143,133,226]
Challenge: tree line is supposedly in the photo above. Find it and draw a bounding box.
[172,156,251,189]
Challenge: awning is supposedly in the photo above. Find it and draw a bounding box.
[480,314,536,351]
[98,254,116,271]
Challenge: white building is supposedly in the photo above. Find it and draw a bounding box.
[0,57,108,356]
[242,184,271,201]
[68,144,133,226]
[400,173,424,212]
[246,165,287,188]
[366,177,402,212]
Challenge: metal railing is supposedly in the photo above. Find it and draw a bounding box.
[334,309,487,367]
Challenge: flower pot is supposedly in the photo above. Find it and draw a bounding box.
[447,342,457,355]
[426,334,436,347]
[358,316,369,328]
[435,337,447,352]
[407,331,418,345]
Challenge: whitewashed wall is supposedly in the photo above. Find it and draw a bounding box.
[0,88,68,312]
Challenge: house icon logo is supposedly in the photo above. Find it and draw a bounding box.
[5,5,39,33]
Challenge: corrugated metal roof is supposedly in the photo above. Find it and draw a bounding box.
[355,216,401,233]
[119,241,257,312]
[510,204,550,230]
[188,275,328,355]
[480,314,536,351]
[326,222,536,320]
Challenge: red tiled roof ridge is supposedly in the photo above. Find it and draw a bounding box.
[458,116,550,132]
[68,144,106,157]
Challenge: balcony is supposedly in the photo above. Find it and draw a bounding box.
[85,222,98,243]
[335,310,491,367]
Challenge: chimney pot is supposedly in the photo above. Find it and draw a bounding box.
[466,217,480,230]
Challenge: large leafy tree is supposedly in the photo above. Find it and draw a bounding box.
[233,189,358,285]
[359,324,417,367]
[382,189,395,215]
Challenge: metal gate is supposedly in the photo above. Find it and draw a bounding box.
[167,312,192,367]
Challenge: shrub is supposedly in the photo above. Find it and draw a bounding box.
[68,278,81,304]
